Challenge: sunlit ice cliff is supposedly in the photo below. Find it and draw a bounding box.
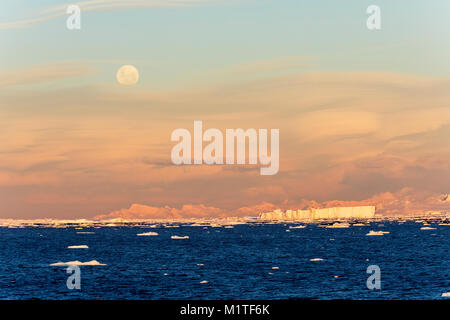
[259,206,376,220]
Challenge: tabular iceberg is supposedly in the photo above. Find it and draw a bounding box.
[259,206,375,220]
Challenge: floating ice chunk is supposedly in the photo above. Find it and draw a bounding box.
[171,235,189,239]
[286,230,290,232]
[325,223,350,228]
[310,258,324,262]
[137,232,159,236]
[50,260,106,266]
[200,280,208,284]
[420,227,436,230]
[442,292,450,297]
[366,230,388,236]
[352,223,369,227]
[289,225,306,229]
[272,267,279,269]
[224,226,234,229]
[67,245,88,249]
[197,263,204,266]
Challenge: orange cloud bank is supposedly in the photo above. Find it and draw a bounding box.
[94,188,450,220]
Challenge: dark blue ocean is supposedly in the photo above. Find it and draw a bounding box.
[0,221,448,299]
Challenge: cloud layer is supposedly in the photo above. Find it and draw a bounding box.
[1,69,450,218]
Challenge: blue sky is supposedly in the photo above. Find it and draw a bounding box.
[1,0,449,90]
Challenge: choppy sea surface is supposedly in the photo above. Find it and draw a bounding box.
[0,221,448,299]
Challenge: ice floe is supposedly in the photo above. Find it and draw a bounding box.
[137,232,159,236]
[442,292,450,297]
[420,226,436,230]
[366,230,389,236]
[200,280,208,284]
[171,235,189,239]
[50,260,106,266]
[310,258,324,262]
[67,245,88,249]
[325,222,350,228]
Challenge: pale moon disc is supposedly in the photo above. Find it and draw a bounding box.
[116,65,139,86]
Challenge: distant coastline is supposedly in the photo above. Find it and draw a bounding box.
[0,210,448,228]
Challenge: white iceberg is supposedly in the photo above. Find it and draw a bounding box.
[260,206,375,220]
[199,280,208,284]
[325,222,350,228]
[137,232,159,236]
[67,245,88,249]
[50,260,106,266]
[366,230,389,236]
[420,227,436,230]
[442,292,450,297]
[310,258,324,262]
[289,225,306,229]
[171,235,189,239]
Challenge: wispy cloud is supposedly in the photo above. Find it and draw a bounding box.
[0,0,212,30]
[0,61,96,87]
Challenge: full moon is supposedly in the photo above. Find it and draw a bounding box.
[116,65,139,86]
